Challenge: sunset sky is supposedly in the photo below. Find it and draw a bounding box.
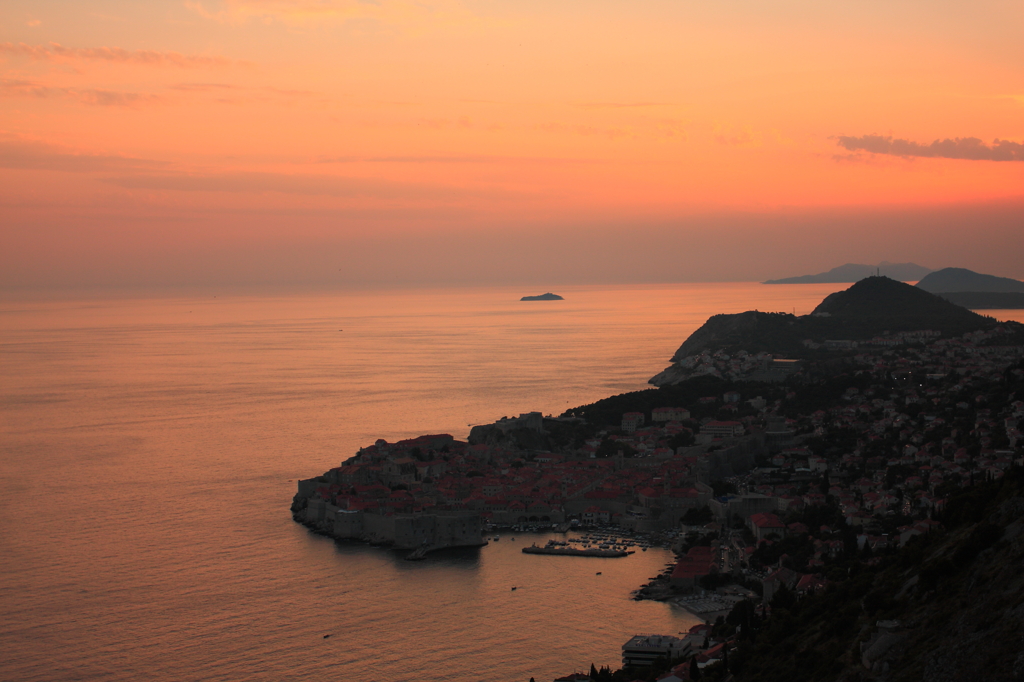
[2,0,1023,289]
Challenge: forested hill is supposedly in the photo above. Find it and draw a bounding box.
[809,276,989,332]
[668,277,995,361]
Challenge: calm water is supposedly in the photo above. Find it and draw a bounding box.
[3,283,1020,682]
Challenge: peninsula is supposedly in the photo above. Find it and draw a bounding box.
[292,277,1024,679]
[649,276,1005,386]
[763,261,932,284]
[521,292,564,301]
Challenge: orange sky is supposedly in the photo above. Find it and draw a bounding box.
[2,0,1023,289]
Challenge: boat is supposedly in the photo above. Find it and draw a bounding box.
[522,544,629,558]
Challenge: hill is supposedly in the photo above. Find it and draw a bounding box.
[809,275,989,331]
[764,262,932,284]
[916,267,1024,294]
[651,277,998,386]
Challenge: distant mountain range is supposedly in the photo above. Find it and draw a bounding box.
[763,262,932,284]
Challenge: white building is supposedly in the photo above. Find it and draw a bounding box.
[652,407,690,422]
[699,420,744,439]
[621,634,689,667]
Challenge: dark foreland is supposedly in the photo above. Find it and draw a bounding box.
[650,276,1011,386]
[290,277,1024,682]
[763,262,933,284]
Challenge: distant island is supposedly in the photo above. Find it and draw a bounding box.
[915,267,1024,308]
[763,261,932,284]
[915,267,1024,293]
[520,292,564,301]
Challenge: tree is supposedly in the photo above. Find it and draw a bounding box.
[770,581,797,611]
[726,599,759,639]
[711,479,737,497]
[690,656,701,680]
[683,506,714,525]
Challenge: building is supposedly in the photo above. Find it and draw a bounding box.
[493,412,544,433]
[621,634,688,667]
[709,493,781,522]
[762,567,800,604]
[669,545,718,590]
[622,412,645,433]
[700,421,745,439]
[748,512,786,541]
[653,407,690,422]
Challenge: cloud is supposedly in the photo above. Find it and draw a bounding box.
[837,135,1024,161]
[185,0,482,29]
[534,122,630,140]
[715,126,759,147]
[186,0,400,23]
[312,154,596,164]
[168,82,241,92]
[0,135,165,173]
[101,170,522,202]
[0,42,236,68]
[0,78,161,107]
[573,102,672,109]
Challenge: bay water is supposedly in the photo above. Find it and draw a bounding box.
[4,283,1018,681]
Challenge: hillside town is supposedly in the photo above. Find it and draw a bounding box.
[292,320,1024,681]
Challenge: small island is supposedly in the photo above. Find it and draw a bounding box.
[520,292,564,301]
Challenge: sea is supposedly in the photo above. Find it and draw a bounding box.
[3,282,1021,682]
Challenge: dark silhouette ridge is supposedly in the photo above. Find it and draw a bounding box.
[763,262,932,284]
[650,277,1001,384]
[915,267,1024,294]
